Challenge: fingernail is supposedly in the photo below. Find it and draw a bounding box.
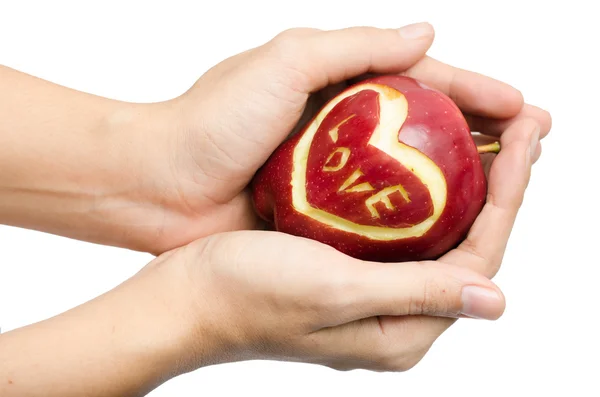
[460,286,503,320]
[529,125,540,159]
[398,22,433,40]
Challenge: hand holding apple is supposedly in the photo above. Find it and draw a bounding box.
[0,222,508,397]
[171,228,506,373]
[153,23,550,256]
[0,23,550,258]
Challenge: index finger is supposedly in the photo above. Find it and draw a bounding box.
[439,118,540,277]
[403,56,525,119]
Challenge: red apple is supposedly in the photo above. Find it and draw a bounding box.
[251,75,496,262]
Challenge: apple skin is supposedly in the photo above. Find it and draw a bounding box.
[251,75,487,262]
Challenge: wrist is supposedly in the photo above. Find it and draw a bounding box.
[72,99,185,252]
[144,242,241,374]
[0,75,178,251]
[113,248,201,379]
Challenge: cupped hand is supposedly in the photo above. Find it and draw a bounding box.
[162,229,504,373]
[141,22,550,254]
[161,105,538,373]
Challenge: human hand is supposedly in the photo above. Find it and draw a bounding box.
[0,203,514,397]
[0,23,550,254]
[139,22,550,254]
[153,230,504,374]
[165,111,539,373]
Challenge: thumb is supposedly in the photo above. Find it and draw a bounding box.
[266,22,435,91]
[326,260,505,326]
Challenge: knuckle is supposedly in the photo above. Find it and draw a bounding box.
[371,347,420,372]
[381,341,431,372]
[460,232,500,277]
[411,276,447,316]
[263,28,319,91]
[269,28,314,58]
[318,268,355,311]
[329,364,355,372]
[409,268,465,317]
[378,27,404,47]
[309,254,364,311]
[340,320,395,370]
[348,26,377,42]
[274,27,317,40]
[366,317,436,372]
[350,26,396,43]
[370,340,395,370]
[392,350,427,372]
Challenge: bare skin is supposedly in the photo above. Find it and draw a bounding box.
[0,23,551,396]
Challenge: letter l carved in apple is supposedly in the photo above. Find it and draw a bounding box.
[251,75,495,262]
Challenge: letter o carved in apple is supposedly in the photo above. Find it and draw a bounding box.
[251,75,496,262]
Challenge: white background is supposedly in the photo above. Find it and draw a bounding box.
[1,0,598,396]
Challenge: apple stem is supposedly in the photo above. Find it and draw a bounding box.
[477,141,501,154]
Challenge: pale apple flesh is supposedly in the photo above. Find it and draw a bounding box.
[252,75,488,262]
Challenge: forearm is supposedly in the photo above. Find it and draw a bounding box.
[0,252,209,397]
[0,65,175,250]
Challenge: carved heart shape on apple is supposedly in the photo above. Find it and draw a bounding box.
[251,75,496,262]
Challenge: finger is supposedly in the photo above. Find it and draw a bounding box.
[472,134,500,177]
[308,312,456,372]
[473,131,541,178]
[440,118,540,277]
[479,152,496,178]
[267,23,435,92]
[532,141,542,163]
[305,316,426,372]
[403,56,524,118]
[323,260,505,329]
[289,82,353,138]
[466,104,552,139]
[288,92,325,137]
[318,81,349,103]
[479,137,542,167]
[472,133,500,146]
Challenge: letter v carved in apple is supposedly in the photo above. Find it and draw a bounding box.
[251,75,499,262]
